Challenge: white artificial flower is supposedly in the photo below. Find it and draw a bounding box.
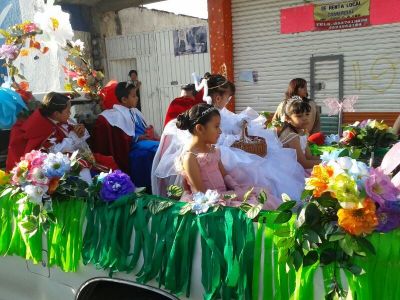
[23,184,48,206]
[325,134,340,145]
[191,190,221,214]
[70,39,85,52]
[34,0,74,47]
[349,160,370,182]
[336,157,353,170]
[204,189,220,205]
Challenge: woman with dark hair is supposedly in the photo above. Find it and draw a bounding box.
[152,74,306,201]
[273,78,321,134]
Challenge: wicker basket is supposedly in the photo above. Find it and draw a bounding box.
[231,121,267,157]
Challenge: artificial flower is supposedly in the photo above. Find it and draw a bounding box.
[340,129,356,145]
[76,77,87,87]
[23,22,39,33]
[348,160,370,184]
[28,167,49,186]
[0,170,10,185]
[43,152,71,178]
[325,134,340,145]
[33,0,73,47]
[70,39,85,51]
[369,120,389,131]
[337,198,378,236]
[191,190,221,214]
[23,184,48,206]
[24,150,46,168]
[375,207,400,233]
[308,132,325,145]
[19,49,30,56]
[100,170,135,202]
[0,44,19,60]
[330,173,361,204]
[365,168,399,206]
[305,165,334,197]
[320,149,342,163]
[48,177,60,195]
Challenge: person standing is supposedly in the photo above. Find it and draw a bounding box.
[128,70,142,111]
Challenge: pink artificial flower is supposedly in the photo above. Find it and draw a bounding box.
[365,168,400,206]
[23,23,39,33]
[24,150,47,168]
[28,167,49,186]
[0,44,19,60]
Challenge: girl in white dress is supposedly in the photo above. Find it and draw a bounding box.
[152,75,306,201]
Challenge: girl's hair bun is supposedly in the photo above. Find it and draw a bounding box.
[176,112,191,130]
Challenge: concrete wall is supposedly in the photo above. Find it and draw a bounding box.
[100,7,207,38]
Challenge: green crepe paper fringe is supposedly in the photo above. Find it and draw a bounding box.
[47,198,87,272]
[3,187,400,300]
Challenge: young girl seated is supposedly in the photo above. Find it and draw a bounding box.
[273,78,320,135]
[7,92,116,172]
[93,82,159,192]
[152,74,306,202]
[278,96,321,171]
[176,103,278,209]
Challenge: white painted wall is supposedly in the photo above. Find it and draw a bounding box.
[100,7,207,37]
[105,28,211,133]
[232,0,400,113]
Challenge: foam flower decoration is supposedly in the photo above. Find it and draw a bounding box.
[325,134,340,145]
[337,198,378,236]
[28,167,49,186]
[0,170,10,186]
[330,173,361,205]
[340,129,356,145]
[305,164,334,197]
[375,207,400,233]
[100,170,135,202]
[11,160,29,185]
[43,152,71,178]
[320,149,342,163]
[365,168,399,206]
[23,184,48,206]
[0,44,18,60]
[369,120,389,131]
[192,190,221,214]
[33,0,73,47]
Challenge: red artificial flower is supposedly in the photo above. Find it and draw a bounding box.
[308,132,325,145]
[77,77,87,87]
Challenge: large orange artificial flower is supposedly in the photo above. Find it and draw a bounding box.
[305,164,334,197]
[337,198,378,236]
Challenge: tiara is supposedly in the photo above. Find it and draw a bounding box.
[207,79,228,90]
[284,96,304,116]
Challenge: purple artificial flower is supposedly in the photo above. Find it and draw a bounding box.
[0,44,19,60]
[100,170,135,202]
[375,207,400,232]
[365,168,399,206]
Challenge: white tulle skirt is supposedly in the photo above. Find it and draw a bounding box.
[151,108,306,202]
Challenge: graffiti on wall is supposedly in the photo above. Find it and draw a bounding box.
[352,56,398,94]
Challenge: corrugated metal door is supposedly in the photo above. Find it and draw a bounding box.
[232,0,400,113]
[105,29,211,133]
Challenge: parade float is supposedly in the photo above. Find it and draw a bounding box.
[1,1,400,300]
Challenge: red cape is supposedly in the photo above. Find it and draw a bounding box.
[6,109,66,171]
[92,115,132,173]
[164,96,203,128]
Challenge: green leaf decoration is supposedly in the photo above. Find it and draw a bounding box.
[243,187,254,202]
[274,210,292,224]
[246,203,263,219]
[274,226,292,238]
[32,204,41,217]
[257,190,267,204]
[277,200,296,212]
[320,248,336,265]
[304,203,321,226]
[0,187,13,198]
[329,233,345,242]
[179,203,192,215]
[167,185,183,198]
[303,250,319,267]
[347,264,365,276]
[356,237,376,255]
[293,249,303,271]
[46,212,57,224]
[129,202,137,215]
[281,193,291,202]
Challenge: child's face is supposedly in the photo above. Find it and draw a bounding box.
[122,88,138,108]
[288,111,310,130]
[213,91,232,109]
[297,84,308,98]
[197,115,222,144]
[52,101,71,123]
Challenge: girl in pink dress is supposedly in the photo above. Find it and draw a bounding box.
[176,103,279,209]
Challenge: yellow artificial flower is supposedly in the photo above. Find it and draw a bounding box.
[305,164,334,197]
[337,198,378,236]
[0,170,10,185]
[369,120,389,131]
[329,173,361,204]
